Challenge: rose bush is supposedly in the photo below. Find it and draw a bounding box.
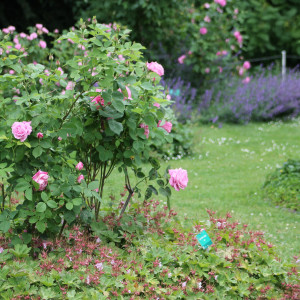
[0,19,186,240]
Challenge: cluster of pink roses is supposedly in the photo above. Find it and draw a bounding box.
[76,162,85,183]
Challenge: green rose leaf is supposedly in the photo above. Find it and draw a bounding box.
[36,202,47,213]
[108,119,123,135]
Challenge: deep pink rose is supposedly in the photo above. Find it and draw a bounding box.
[32,170,49,191]
[91,95,105,108]
[11,121,32,142]
[158,120,172,133]
[169,168,188,191]
[76,162,84,170]
[77,174,84,183]
[243,61,251,70]
[146,62,164,76]
[178,55,186,64]
[200,27,207,35]
[140,123,149,139]
[215,0,226,7]
[37,132,43,139]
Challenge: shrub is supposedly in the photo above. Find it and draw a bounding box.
[198,67,300,124]
[0,199,299,299]
[0,20,180,239]
[263,159,300,211]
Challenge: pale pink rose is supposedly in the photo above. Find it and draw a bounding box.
[77,174,84,183]
[204,3,210,8]
[0,48,3,55]
[2,28,10,34]
[188,50,192,55]
[32,170,49,191]
[157,120,172,133]
[169,168,188,191]
[118,54,125,61]
[7,26,15,33]
[42,27,49,34]
[205,68,210,74]
[243,61,251,70]
[153,103,160,108]
[204,16,211,23]
[199,27,207,35]
[57,67,64,75]
[243,76,251,84]
[9,70,15,75]
[38,40,47,48]
[166,94,171,100]
[19,32,27,38]
[28,32,38,40]
[234,8,239,14]
[36,24,43,30]
[178,55,186,64]
[238,68,244,76]
[13,37,19,44]
[37,132,43,139]
[68,38,74,44]
[66,81,75,90]
[222,50,228,56]
[58,136,62,141]
[215,0,226,7]
[15,44,22,50]
[54,29,59,34]
[140,123,149,139]
[39,78,43,85]
[146,62,164,76]
[219,66,223,73]
[76,162,84,170]
[11,121,32,142]
[234,31,243,45]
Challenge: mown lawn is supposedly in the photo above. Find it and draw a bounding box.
[105,120,300,260]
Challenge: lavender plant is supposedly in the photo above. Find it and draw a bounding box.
[199,67,300,124]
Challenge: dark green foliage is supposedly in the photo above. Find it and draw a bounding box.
[263,159,300,211]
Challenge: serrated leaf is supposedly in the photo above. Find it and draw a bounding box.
[32,146,43,158]
[66,202,73,210]
[36,202,46,213]
[47,200,57,208]
[25,188,32,200]
[108,119,123,135]
[36,221,46,233]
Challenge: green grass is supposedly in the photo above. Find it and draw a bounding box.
[104,120,300,260]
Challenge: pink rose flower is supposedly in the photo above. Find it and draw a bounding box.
[77,174,84,183]
[178,55,186,64]
[32,170,49,191]
[199,27,207,35]
[243,61,251,70]
[19,32,27,38]
[169,168,188,191]
[146,62,164,76]
[76,162,84,170]
[204,3,210,8]
[11,121,32,142]
[205,68,210,74]
[58,136,62,141]
[140,123,149,139]
[153,102,160,108]
[66,81,75,90]
[36,24,43,30]
[204,16,211,23]
[38,40,47,48]
[243,76,251,84]
[215,0,226,7]
[42,27,49,34]
[15,44,22,50]
[239,68,244,76]
[157,120,172,133]
[166,94,171,100]
[37,132,43,139]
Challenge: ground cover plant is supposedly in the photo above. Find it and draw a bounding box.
[263,159,300,211]
[0,199,299,299]
[198,67,300,124]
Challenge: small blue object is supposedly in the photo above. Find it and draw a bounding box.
[196,230,213,249]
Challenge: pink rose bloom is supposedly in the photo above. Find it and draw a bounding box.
[234,31,243,44]
[15,44,22,50]
[166,94,171,100]
[36,24,43,30]
[169,168,188,191]
[38,40,47,48]
[32,170,49,191]
[42,27,49,34]
[199,27,207,35]
[219,66,223,73]
[0,48,3,55]
[9,70,15,75]
[178,55,186,64]
[238,68,244,76]
[146,62,164,76]
[140,123,149,139]
[153,103,160,108]
[37,132,43,139]
[54,29,59,34]
[57,67,64,75]
[222,50,228,56]
[20,32,27,38]
[11,121,32,142]
[216,51,221,56]
[76,162,84,170]
[68,38,75,44]
[91,95,105,108]
[188,50,192,55]
[8,26,16,33]
[243,61,251,70]
[58,136,62,141]
[28,32,38,40]
[77,174,84,183]
[234,8,239,14]
[243,77,251,84]
[205,68,210,74]
[204,3,210,8]
[66,81,75,90]
[157,120,172,133]
[215,0,226,7]
[204,16,211,23]
[2,28,10,34]
[118,86,132,100]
